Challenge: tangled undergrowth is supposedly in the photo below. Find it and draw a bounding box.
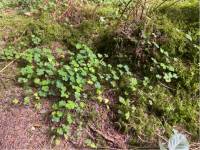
[0,0,199,148]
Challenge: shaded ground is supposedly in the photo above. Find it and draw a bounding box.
[0,63,73,149]
[0,103,50,149]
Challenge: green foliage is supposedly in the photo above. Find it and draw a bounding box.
[0,46,18,60]
[16,0,57,12]
[24,15,69,45]
[158,0,199,29]
[16,43,137,138]
[84,139,97,148]
[0,0,13,10]
[23,96,30,105]
[0,0,199,147]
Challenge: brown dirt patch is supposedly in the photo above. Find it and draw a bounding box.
[0,76,73,149]
[0,106,49,149]
[0,88,74,149]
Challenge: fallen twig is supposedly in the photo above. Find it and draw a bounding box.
[88,124,127,149]
[0,59,16,74]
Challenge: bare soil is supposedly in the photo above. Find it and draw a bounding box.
[0,64,72,149]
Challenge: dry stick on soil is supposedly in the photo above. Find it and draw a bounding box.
[158,81,175,91]
[0,60,16,89]
[0,59,16,74]
[119,0,134,19]
[89,124,160,149]
[0,28,25,86]
[88,124,126,149]
[88,125,115,143]
[13,29,27,44]
[153,0,168,11]
[156,133,168,143]
[0,28,28,74]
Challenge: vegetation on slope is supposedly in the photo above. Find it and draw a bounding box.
[0,0,199,148]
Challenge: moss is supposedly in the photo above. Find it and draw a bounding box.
[23,13,70,45]
[158,0,199,29]
[139,85,199,138]
[64,19,106,47]
[0,0,198,146]
[96,5,118,20]
[0,12,33,38]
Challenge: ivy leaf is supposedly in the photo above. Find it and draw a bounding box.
[76,43,82,49]
[36,68,45,76]
[62,124,69,133]
[65,101,76,110]
[46,69,54,76]
[41,80,50,85]
[34,78,40,84]
[75,92,81,100]
[18,77,28,83]
[58,100,66,107]
[160,63,167,70]
[55,138,61,145]
[156,74,162,79]
[52,103,59,110]
[56,80,64,89]
[38,90,47,97]
[21,66,33,75]
[52,117,60,122]
[56,111,63,117]
[34,53,41,62]
[42,86,49,92]
[57,128,64,135]
[67,114,73,124]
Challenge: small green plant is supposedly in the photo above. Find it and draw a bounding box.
[144,34,179,83]
[12,98,19,105]
[16,43,137,138]
[118,96,134,121]
[84,139,97,149]
[0,46,18,60]
[31,35,41,46]
[23,96,30,105]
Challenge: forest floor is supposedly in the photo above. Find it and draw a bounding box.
[0,1,199,149]
[0,64,72,149]
[0,9,70,149]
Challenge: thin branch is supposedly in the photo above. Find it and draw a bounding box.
[0,59,16,74]
[159,81,175,91]
[119,0,134,19]
[153,0,168,11]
